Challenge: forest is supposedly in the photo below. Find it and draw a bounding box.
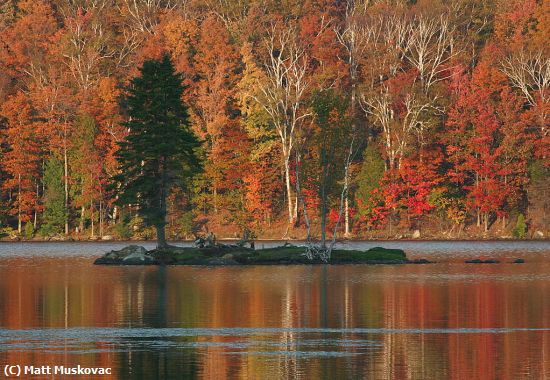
[0,0,548,241]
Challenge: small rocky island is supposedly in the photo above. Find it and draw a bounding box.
[93,242,419,266]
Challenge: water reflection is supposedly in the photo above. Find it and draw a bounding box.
[0,256,549,378]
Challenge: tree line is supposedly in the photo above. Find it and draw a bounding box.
[0,0,548,241]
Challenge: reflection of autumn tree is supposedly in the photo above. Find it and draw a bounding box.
[2,261,550,378]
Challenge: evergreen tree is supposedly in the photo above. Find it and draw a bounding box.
[114,55,200,248]
[41,157,66,236]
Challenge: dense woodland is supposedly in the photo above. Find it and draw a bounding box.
[0,0,548,241]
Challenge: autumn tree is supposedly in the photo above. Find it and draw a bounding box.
[308,90,353,247]
[238,42,282,227]
[190,15,246,220]
[0,0,548,238]
[0,92,42,232]
[446,55,530,231]
[252,24,310,227]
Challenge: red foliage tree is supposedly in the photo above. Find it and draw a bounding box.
[446,53,531,231]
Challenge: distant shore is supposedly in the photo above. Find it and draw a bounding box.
[0,236,550,244]
[0,236,549,243]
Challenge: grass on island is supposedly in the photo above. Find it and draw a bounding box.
[148,245,408,265]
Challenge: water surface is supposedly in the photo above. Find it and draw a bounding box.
[0,241,549,379]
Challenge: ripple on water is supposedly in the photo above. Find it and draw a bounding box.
[1,327,549,355]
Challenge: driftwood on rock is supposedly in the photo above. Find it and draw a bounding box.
[194,232,217,248]
[236,229,255,249]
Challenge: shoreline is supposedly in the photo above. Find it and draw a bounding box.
[1,237,549,243]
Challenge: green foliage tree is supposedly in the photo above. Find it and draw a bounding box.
[513,214,527,239]
[113,55,201,248]
[355,143,385,212]
[70,114,98,233]
[23,221,34,239]
[310,90,351,246]
[114,213,132,240]
[41,157,67,236]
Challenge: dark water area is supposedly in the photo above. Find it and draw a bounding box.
[0,241,549,379]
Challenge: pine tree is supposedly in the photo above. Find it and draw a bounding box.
[114,55,200,248]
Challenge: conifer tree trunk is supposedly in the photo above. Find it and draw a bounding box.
[156,224,167,248]
[157,161,168,249]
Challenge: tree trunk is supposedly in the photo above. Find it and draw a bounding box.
[99,198,103,238]
[112,205,118,225]
[90,202,95,238]
[345,74,356,238]
[320,185,327,248]
[17,174,21,233]
[344,178,350,237]
[293,193,298,222]
[63,135,69,236]
[80,206,85,232]
[34,182,39,229]
[284,156,294,225]
[295,151,312,244]
[213,187,218,213]
[156,224,167,248]
[157,160,168,249]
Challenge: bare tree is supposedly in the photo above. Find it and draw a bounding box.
[335,0,373,237]
[55,0,110,18]
[252,24,310,227]
[402,15,460,93]
[501,51,550,137]
[62,13,114,91]
[118,0,187,35]
[380,14,409,78]
[115,27,143,68]
[202,0,250,33]
[361,88,432,170]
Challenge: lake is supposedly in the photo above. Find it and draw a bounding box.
[1,241,549,379]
